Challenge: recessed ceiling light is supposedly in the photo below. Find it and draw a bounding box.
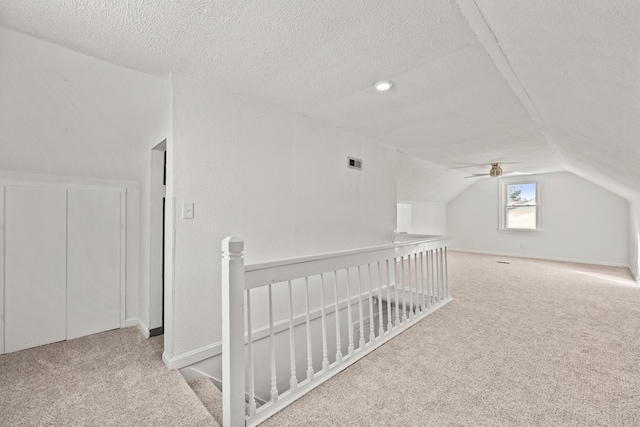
[374,80,393,92]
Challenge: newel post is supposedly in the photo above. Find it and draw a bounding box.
[222,237,245,427]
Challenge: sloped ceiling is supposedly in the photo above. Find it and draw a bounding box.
[0,1,637,201]
[0,28,168,182]
[475,0,640,201]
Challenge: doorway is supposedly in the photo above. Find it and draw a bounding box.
[149,141,166,336]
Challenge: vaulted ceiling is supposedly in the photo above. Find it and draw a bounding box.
[1,1,638,202]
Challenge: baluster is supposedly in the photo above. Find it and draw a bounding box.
[376,261,384,337]
[437,248,443,301]
[434,250,439,301]
[304,277,314,381]
[346,268,355,355]
[367,263,376,342]
[444,247,449,298]
[419,252,426,313]
[413,253,420,315]
[357,265,365,349]
[429,250,435,303]
[333,270,343,363]
[433,249,438,302]
[437,248,442,301]
[408,254,414,318]
[424,251,431,310]
[246,289,257,416]
[438,248,444,301]
[386,259,393,332]
[287,280,297,393]
[320,274,330,371]
[435,248,440,300]
[401,255,408,323]
[394,258,400,327]
[269,284,278,402]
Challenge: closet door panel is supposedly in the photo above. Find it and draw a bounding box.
[67,188,121,340]
[5,186,67,352]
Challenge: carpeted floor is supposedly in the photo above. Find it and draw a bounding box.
[2,252,638,426]
[0,327,216,426]
[262,251,640,426]
[188,377,223,426]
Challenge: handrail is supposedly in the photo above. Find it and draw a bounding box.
[246,235,450,272]
[222,235,453,426]
[245,236,450,290]
[392,231,443,243]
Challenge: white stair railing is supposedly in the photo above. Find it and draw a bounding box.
[222,235,452,427]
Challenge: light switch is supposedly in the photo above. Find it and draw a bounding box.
[182,202,194,219]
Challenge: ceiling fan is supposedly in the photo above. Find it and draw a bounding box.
[464,162,523,178]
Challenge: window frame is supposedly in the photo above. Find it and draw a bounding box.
[498,176,543,234]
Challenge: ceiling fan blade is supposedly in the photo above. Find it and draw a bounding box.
[501,171,531,176]
[450,161,521,170]
[449,163,490,170]
[464,173,490,178]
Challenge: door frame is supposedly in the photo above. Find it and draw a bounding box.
[149,140,167,336]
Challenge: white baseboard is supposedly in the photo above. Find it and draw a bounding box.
[450,248,629,269]
[163,342,221,370]
[125,318,139,328]
[124,318,154,339]
[134,318,150,339]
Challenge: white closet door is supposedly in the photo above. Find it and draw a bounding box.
[5,186,67,352]
[67,188,121,340]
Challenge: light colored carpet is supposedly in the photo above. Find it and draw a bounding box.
[262,251,640,426]
[188,377,223,426]
[3,253,637,426]
[0,327,216,426]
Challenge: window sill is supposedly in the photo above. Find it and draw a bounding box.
[498,228,544,236]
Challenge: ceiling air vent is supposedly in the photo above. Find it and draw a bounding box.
[348,157,363,170]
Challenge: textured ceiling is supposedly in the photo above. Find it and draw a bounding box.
[476,0,640,200]
[0,0,638,201]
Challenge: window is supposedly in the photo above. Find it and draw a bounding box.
[499,177,542,232]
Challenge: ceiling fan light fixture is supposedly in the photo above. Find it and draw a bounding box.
[489,162,503,177]
[374,80,393,92]
[463,162,524,179]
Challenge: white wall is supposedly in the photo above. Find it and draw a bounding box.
[164,74,397,363]
[396,152,472,204]
[0,27,172,335]
[396,203,411,233]
[0,28,168,182]
[447,172,629,266]
[126,189,140,321]
[138,154,152,334]
[630,202,640,282]
[395,152,461,237]
[397,201,447,235]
